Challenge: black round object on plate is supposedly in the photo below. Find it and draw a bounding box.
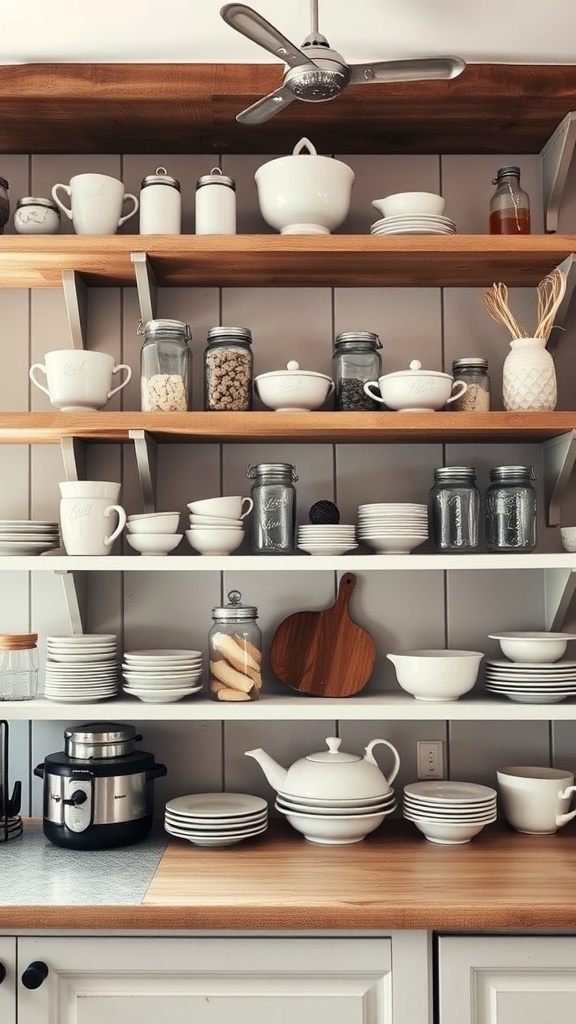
[309,500,340,525]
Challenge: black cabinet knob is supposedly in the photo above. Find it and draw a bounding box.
[0,963,6,984]
[21,961,49,989]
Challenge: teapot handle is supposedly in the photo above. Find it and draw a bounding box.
[364,739,400,787]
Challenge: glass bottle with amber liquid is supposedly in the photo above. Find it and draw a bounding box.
[489,166,530,235]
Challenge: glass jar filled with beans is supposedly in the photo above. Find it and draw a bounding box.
[203,326,253,411]
[139,318,192,411]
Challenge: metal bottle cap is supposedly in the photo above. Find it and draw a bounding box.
[207,326,252,344]
[196,167,236,190]
[334,331,382,350]
[452,357,488,371]
[212,590,258,621]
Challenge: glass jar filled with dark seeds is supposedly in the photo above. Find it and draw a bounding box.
[204,326,253,411]
[332,331,383,410]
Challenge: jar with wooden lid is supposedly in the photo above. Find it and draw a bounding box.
[208,591,262,702]
[0,634,38,700]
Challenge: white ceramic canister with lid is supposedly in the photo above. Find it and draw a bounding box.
[14,196,61,235]
[195,167,236,235]
[139,167,181,234]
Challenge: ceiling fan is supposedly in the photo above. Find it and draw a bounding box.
[220,0,466,125]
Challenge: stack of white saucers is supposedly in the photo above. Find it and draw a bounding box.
[275,788,397,845]
[297,523,357,556]
[164,792,269,847]
[370,215,456,236]
[0,519,60,556]
[357,503,428,555]
[44,634,119,702]
[485,658,576,704]
[403,781,497,845]
[121,648,203,703]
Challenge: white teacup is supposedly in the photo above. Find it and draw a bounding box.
[59,481,121,501]
[497,766,576,835]
[60,497,126,556]
[52,173,139,235]
[187,496,253,520]
[30,350,132,412]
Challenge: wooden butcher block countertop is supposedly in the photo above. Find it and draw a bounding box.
[3,820,576,932]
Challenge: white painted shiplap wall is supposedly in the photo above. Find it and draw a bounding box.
[2,145,576,823]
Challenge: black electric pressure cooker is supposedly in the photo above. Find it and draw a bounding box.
[34,722,167,850]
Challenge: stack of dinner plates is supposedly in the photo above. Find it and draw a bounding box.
[121,649,203,703]
[370,215,457,236]
[44,634,119,702]
[164,792,269,847]
[403,780,497,845]
[357,502,428,555]
[485,658,576,704]
[297,523,357,556]
[0,519,60,556]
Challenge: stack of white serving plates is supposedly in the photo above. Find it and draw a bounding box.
[370,215,457,236]
[275,788,397,845]
[403,780,497,845]
[0,519,60,556]
[44,634,119,703]
[357,503,429,555]
[484,658,576,704]
[164,792,269,847]
[121,648,203,703]
[297,523,357,556]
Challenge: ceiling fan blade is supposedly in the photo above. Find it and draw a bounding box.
[349,57,466,84]
[235,87,297,125]
[220,4,315,70]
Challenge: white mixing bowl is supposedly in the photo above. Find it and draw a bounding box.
[254,361,334,411]
[387,649,483,701]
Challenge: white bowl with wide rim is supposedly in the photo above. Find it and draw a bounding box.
[372,191,446,219]
[387,649,483,701]
[185,528,244,556]
[489,631,576,663]
[254,361,334,412]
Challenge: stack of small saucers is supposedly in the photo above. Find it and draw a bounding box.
[44,634,119,703]
[297,523,357,556]
[484,659,576,704]
[275,787,397,845]
[370,214,456,236]
[164,792,269,847]
[126,512,183,557]
[0,519,60,556]
[403,780,497,845]
[358,503,428,554]
[121,648,203,703]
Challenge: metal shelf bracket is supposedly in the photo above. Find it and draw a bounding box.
[543,430,576,527]
[547,253,576,347]
[540,111,576,233]
[61,269,88,349]
[131,252,157,324]
[129,429,157,513]
[60,436,87,482]
[544,567,576,630]
[53,570,84,635]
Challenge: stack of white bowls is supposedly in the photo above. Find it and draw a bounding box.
[121,648,203,703]
[126,511,183,556]
[370,192,456,236]
[485,631,576,704]
[186,495,252,556]
[297,523,357,556]
[357,502,428,554]
[275,787,397,845]
[403,780,497,845]
[164,792,269,847]
[45,633,119,703]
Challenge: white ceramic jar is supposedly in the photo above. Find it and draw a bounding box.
[139,167,181,235]
[14,197,60,235]
[195,167,236,235]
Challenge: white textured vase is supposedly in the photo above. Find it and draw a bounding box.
[502,337,557,411]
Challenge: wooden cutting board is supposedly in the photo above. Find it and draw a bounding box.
[270,573,376,697]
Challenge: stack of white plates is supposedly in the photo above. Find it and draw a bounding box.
[45,634,119,703]
[358,503,428,555]
[297,524,357,556]
[275,788,397,844]
[164,792,269,847]
[485,658,576,704]
[403,780,497,845]
[0,520,60,556]
[370,215,457,236]
[122,648,203,703]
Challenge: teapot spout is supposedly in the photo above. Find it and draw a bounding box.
[245,748,288,793]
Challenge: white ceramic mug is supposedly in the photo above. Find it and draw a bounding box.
[30,350,132,412]
[60,497,126,556]
[496,766,576,834]
[52,173,139,235]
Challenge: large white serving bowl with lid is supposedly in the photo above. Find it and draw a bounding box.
[387,649,483,701]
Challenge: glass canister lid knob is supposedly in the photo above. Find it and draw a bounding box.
[212,590,258,620]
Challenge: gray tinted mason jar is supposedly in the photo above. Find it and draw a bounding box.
[429,466,480,552]
[485,465,537,552]
[247,463,298,554]
[332,331,383,411]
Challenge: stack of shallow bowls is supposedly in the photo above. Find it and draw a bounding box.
[186,496,250,556]
[126,512,182,556]
[485,631,576,703]
[275,787,397,845]
[297,523,357,556]
[370,192,456,236]
[45,633,119,702]
[164,792,269,847]
[403,780,497,845]
[357,502,428,554]
[121,648,203,703]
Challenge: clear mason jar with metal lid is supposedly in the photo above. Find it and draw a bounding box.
[14,196,60,235]
[485,465,537,552]
[0,633,38,701]
[139,166,181,234]
[139,318,192,411]
[451,357,490,411]
[247,463,298,554]
[204,326,253,411]
[332,331,383,410]
[195,167,236,235]
[208,590,262,701]
[429,466,480,552]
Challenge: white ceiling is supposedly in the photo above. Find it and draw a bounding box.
[2,0,575,66]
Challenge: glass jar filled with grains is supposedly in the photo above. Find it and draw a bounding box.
[332,331,383,410]
[204,326,253,411]
[139,319,192,412]
[451,358,490,411]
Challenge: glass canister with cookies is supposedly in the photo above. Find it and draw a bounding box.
[208,590,262,702]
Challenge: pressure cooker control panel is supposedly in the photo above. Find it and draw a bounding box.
[62,775,93,832]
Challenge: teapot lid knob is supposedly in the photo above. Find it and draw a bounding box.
[287,360,300,370]
[409,359,422,371]
[326,737,342,754]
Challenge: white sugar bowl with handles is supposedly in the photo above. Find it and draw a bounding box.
[245,736,400,800]
[364,359,468,412]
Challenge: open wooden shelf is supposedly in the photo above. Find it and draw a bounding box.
[0,235,574,289]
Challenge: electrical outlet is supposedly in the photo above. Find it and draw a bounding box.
[417,740,445,780]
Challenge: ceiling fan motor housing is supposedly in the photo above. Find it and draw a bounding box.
[285,47,351,101]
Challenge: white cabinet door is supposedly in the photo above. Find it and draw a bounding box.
[18,936,393,1024]
[0,936,15,1024]
[438,935,576,1024]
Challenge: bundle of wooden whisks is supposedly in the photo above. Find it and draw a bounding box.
[483,267,566,344]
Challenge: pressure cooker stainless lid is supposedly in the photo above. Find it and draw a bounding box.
[63,722,142,760]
